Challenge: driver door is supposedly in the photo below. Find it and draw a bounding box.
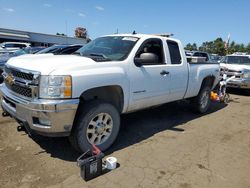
[128,38,171,112]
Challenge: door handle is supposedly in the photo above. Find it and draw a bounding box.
[160,70,169,76]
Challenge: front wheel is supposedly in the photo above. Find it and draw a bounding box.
[69,100,120,153]
[190,86,211,114]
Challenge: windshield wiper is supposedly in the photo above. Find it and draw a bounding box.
[86,53,111,62]
[89,53,107,58]
[73,51,81,55]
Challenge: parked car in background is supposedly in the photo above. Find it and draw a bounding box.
[0,42,31,54]
[185,51,216,63]
[36,44,84,55]
[220,54,250,91]
[0,47,45,83]
[24,46,45,54]
[210,54,223,62]
[0,45,82,84]
[0,33,220,152]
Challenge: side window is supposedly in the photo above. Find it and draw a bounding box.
[60,47,79,54]
[167,40,181,64]
[5,43,14,48]
[193,52,200,57]
[201,53,209,61]
[12,44,25,48]
[135,39,164,65]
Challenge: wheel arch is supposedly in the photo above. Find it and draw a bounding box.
[200,75,216,90]
[79,85,124,113]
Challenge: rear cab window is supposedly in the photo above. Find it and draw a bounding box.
[166,40,182,64]
[193,52,209,61]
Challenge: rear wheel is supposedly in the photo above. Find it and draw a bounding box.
[245,89,250,96]
[69,100,120,153]
[191,86,211,114]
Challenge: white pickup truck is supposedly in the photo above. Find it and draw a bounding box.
[220,54,250,90]
[0,34,220,152]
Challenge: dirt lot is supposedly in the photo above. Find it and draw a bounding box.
[0,89,250,188]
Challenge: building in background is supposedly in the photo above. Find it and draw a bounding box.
[0,28,87,46]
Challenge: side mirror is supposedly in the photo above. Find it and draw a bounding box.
[134,53,159,67]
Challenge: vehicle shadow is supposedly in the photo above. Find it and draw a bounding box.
[227,88,250,96]
[107,100,226,154]
[30,100,227,161]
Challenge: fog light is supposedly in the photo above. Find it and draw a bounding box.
[38,118,51,126]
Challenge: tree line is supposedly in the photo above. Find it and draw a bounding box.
[185,38,250,56]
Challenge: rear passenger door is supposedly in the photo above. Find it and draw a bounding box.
[165,40,189,101]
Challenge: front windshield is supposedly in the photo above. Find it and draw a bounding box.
[222,56,250,65]
[77,36,139,61]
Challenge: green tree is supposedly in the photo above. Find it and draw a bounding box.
[213,38,226,55]
[199,41,213,53]
[246,43,250,53]
[56,32,66,36]
[239,44,245,52]
[188,38,249,55]
[185,43,197,51]
[228,41,236,54]
[185,43,192,51]
[192,43,197,51]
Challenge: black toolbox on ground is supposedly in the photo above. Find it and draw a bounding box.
[77,145,104,181]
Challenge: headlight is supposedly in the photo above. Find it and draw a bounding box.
[243,72,250,78]
[39,75,72,99]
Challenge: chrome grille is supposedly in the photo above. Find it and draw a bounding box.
[220,68,242,78]
[227,69,242,78]
[4,66,39,99]
[5,66,34,81]
[5,82,32,98]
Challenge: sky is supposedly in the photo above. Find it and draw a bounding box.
[0,0,249,46]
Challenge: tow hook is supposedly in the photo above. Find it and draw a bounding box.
[17,124,26,132]
[2,111,10,117]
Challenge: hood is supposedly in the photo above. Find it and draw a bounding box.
[6,54,97,75]
[220,63,250,72]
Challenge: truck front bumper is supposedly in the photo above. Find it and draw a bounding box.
[227,78,250,89]
[0,85,79,137]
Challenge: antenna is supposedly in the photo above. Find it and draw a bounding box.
[132,30,137,35]
[115,28,118,34]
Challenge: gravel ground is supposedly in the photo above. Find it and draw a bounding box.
[0,89,250,188]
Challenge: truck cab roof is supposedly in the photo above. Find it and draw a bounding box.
[103,33,179,42]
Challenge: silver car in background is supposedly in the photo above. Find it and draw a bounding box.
[220,54,250,91]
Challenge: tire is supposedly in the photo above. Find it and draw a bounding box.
[69,100,120,153]
[191,86,211,114]
[245,89,250,96]
[0,75,3,84]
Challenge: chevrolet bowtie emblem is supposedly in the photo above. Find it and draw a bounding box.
[5,74,15,86]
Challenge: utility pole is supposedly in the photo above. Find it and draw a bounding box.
[65,21,68,44]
